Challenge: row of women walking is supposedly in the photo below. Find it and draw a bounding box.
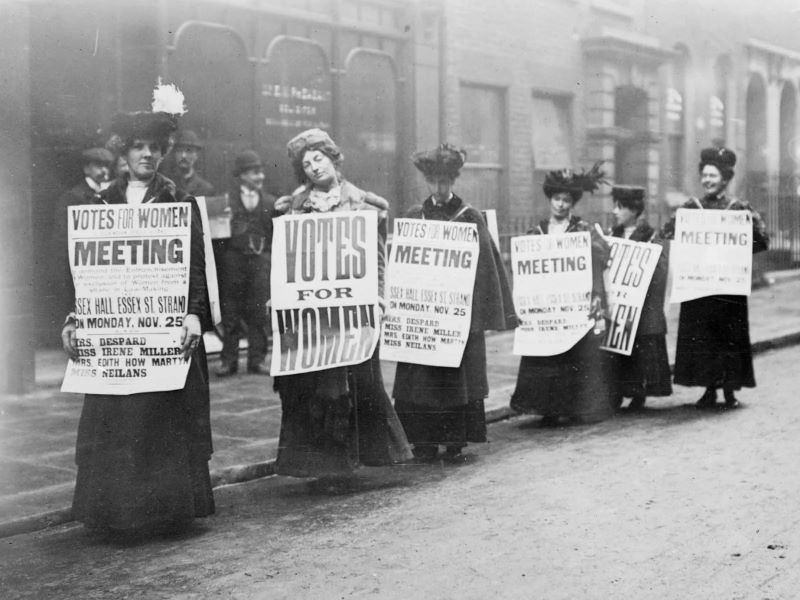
[60,92,767,539]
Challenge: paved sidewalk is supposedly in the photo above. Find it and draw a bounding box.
[2,271,800,536]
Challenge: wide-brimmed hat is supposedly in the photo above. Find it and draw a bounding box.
[698,146,736,179]
[174,129,204,149]
[110,112,177,146]
[108,80,185,152]
[411,143,467,179]
[233,150,263,176]
[81,147,114,166]
[543,161,606,202]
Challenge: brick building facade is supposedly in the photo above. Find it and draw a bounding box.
[413,0,800,249]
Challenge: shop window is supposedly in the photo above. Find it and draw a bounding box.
[259,37,332,195]
[168,24,253,190]
[341,50,398,203]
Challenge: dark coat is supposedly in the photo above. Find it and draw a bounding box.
[660,193,768,390]
[71,173,214,531]
[609,220,672,399]
[52,180,105,315]
[177,171,215,197]
[274,180,412,476]
[393,194,517,446]
[227,186,277,255]
[510,214,614,421]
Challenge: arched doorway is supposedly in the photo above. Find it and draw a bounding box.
[340,49,398,207]
[167,23,254,193]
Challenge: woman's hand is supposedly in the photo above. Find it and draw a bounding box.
[181,314,202,360]
[377,298,389,323]
[61,321,78,360]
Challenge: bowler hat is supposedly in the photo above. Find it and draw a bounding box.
[234,150,263,176]
[81,147,114,165]
[174,129,204,149]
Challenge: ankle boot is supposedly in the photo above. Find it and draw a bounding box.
[696,388,717,409]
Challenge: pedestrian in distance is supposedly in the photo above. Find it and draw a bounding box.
[659,146,769,409]
[52,147,115,318]
[215,150,276,377]
[271,128,412,478]
[510,163,615,426]
[392,143,517,463]
[164,129,215,197]
[608,185,672,410]
[60,83,215,537]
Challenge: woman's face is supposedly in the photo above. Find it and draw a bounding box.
[701,164,727,196]
[125,138,162,182]
[612,201,637,228]
[302,150,338,189]
[549,192,574,220]
[426,175,454,202]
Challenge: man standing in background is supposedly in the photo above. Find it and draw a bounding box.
[216,150,276,377]
[167,129,215,197]
[52,147,115,317]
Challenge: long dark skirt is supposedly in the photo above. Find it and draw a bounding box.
[674,295,755,390]
[72,344,214,531]
[274,351,412,478]
[510,331,614,421]
[393,331,488,446]
[616,334,673,399]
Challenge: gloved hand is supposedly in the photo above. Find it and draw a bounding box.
[61,320,78,361]
[181,314,202,360]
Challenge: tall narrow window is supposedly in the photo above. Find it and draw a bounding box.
[458,84,505,212]
[666,45,689,192]
[531,93,573,204]
[711,55,732,146]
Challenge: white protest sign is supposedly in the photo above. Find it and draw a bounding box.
[511,231,594,356]
[670,208,752,303]
[270,211,380,375]
[481,209,500,250]
[600,237,662,356]
[194,196,222,326]
[381,218,479,367]
[61,204,192,395]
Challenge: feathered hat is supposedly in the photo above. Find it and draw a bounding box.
[698,146,736,180]
[108,79,185,153]
[286,128,343,184]
[411,143,467,179]
[543,161,607,202]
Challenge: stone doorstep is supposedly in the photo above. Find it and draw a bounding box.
[4,328,800,541]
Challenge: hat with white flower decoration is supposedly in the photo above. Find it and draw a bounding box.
[107,79,186,154]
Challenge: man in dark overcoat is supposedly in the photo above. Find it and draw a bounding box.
[52,147,114,317]
[216,150,276,376]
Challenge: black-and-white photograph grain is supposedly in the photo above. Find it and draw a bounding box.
[2,0,800,597]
